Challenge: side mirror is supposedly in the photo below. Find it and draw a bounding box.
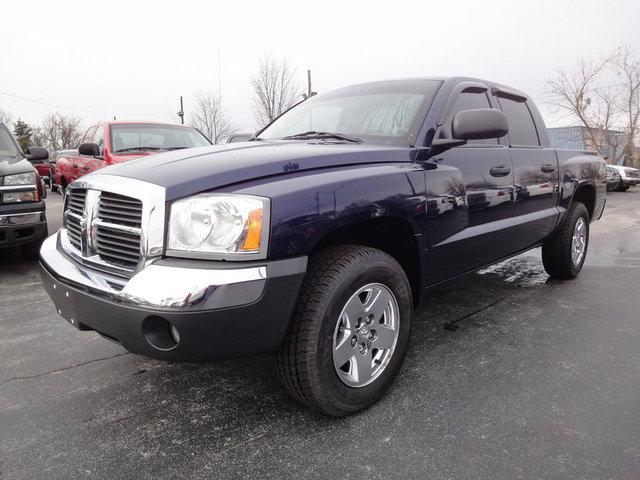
[26,146,49,162]
[452,108,508,140]
[78,142,100,157]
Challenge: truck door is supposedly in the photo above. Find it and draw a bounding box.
[425,84,515,284]
[494,91,559,251]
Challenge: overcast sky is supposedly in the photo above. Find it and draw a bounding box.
[2,0,639,134]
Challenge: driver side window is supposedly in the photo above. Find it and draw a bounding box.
[448,92,497,145]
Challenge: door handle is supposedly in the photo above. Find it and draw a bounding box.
[541,163,556,173]
[490,165,511,177]
[83,166,90,170]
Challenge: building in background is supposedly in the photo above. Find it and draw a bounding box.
[547,126,630,165]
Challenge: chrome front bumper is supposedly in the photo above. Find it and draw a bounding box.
[40,232,306,311]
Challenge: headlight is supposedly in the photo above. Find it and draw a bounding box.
[2,191,37,203]
[4,172,36,186]
[167,194,269,259]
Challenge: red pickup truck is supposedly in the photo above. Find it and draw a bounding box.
[54,121,211,193]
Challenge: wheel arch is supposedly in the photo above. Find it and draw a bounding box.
[570,182,596,220]
[310,216,424,308]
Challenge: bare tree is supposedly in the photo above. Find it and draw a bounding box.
[189,91,236,144]
[546,47,640,166]
[611,45,640,167]
[39,112,82,151]
[0,107,12,126]
[251,53,300,128]
[546,55,626,163]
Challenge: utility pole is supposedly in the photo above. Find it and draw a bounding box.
[177,96,184,124]
[305,70,317,99]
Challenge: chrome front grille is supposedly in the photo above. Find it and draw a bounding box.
[59,174,166,283]
[65,189,86,250]
[95,192,143,268]
[63,188,144,275]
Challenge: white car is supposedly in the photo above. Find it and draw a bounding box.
[606,164,640,191]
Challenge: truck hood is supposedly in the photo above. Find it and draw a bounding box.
[0,156,35,177]
[97,141,415,200]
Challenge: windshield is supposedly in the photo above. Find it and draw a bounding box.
[110,124,211,154]
[0,125,19,157]
[258,80,442,146]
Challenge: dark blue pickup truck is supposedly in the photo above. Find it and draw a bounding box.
[40,77,606,416]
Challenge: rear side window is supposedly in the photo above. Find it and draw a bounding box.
[448,92,497,145]
[497,96,540,147]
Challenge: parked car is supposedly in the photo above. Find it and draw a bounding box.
[227,133,254,143]
[40,77,606,416]
[49,149,77,192]
[0,123,49,258]
[605,165,622,191]
[54,121,211,193]
[605,164,639,191]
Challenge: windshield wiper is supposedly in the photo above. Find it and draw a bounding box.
[282,131,361,143]
[114,146,167,153]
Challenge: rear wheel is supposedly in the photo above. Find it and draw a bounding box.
[277,245,413,417]
[619,185,630,192]
[542,202,589,279]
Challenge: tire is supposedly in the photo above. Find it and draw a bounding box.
[619,185,630,192]
[51,184,59,193]
[277,245,413,417]
[542,202,589,279]
[60,178,68,196]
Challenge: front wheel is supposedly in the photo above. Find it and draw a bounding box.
[277,245,413,417]
[542,202,589,279]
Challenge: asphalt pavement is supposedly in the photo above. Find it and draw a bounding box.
[1,189,639,479]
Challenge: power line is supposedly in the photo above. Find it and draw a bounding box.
[0,89,171,118]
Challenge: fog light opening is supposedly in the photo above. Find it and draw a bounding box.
[142,315,180,351]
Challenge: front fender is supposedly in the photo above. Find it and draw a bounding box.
[217,163,428,260]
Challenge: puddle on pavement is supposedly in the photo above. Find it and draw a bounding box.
[477,254,549,287]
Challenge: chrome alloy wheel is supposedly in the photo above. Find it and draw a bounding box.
[332,283,400,388]
[571,217,587,265]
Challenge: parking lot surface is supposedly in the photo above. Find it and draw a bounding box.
[1,189,639,479]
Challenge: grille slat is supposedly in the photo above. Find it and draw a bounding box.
[95,248,140,264]
[100,200,142,213]
[95,229,140,247]
[98,234,138,252]
[95,243,140,260]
